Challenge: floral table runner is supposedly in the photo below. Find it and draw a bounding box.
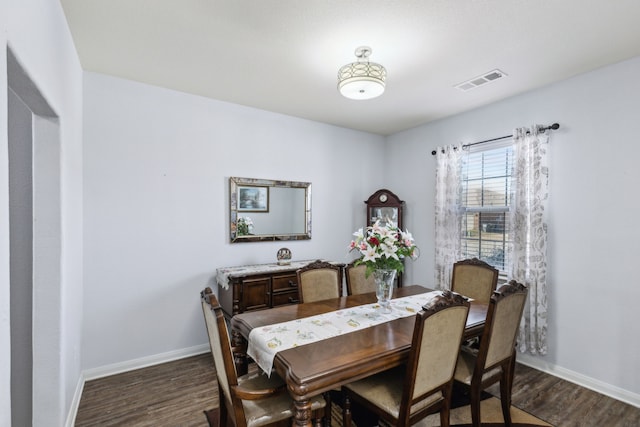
[248,291,442,376]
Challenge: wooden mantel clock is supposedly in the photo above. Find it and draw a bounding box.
[365,189,404,230]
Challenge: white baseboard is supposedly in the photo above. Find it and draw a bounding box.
[83,344,210,381]
[517,353,640,409]
[65,373,85,427]
[66,344,210,426]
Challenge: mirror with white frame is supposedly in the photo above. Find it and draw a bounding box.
[229,177,311,243]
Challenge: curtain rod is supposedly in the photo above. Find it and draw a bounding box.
[430,123,560,156]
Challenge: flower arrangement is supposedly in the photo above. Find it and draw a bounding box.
[236,216,254,236]
[348,220,419,277]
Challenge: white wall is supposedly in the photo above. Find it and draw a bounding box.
[1,0,84,426]
[387,56,640,404]
[8,85,34,427]
[0,12,11,424]
[82,72,385,371]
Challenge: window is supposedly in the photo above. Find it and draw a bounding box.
[460,144,513,273]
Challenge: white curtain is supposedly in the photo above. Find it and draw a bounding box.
[433,144,464,290]
[509,125,549,355]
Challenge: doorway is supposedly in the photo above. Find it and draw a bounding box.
[7,49,62,427]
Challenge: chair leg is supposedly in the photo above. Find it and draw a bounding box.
[219,403,228,427]
[508,351,516,397]
[439,408,450,427]
[313,412,323,427]
[470,382,482,427]
[500,362,514,426]
[218,384,228,427]
[440,383,452,427]
[342,393,352,427]
[323,392,332,427]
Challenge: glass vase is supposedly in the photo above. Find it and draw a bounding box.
[373,269,396,314]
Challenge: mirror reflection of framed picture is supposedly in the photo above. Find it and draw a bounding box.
[238,185,269,212]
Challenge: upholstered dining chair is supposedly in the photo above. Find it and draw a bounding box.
[296,259,345,421]
[345,260,376,296]
[453,280,528,427]
[341,291,471,427]
[451,257,499,303]
[200,288,326,427]
[296,259,343,303]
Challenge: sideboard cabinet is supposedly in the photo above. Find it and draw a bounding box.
[216,261,319,319]
[216,260,348,318]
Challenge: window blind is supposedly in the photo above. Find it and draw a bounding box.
[460,144,513,272]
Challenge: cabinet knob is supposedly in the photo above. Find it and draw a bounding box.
[288,280,297,287]
[288,297,299,303]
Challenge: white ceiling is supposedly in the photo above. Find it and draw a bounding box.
[60,0,640,136]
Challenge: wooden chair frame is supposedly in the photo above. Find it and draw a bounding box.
[454,280,528,427]
[342,291,471,427]
[296,260,343,303]
[344,260,376,296]
[201,287,325,427]
[451,257,499,303]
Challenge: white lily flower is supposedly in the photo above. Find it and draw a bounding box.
[353,228,364,240]
[362,245,380,263]
[347,220,419,273]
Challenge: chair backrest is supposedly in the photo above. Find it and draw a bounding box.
[451,258,499,303]
[201,287,242,424]
[297,260,343,303]
[345,260,376,296]
[398,291,470,422]
[477,280,528,371]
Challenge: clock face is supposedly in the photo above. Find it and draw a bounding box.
[379,193,388,202]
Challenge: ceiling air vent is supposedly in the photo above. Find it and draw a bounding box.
[455,69,507,92]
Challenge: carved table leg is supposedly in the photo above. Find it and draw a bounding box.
[231,328,248,376]
[293,399,313,427]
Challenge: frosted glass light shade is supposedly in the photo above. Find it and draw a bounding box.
[338,61,386,100]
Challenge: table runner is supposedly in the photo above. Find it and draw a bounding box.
[247,291,442,376]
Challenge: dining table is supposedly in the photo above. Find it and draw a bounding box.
[230,285,488,427]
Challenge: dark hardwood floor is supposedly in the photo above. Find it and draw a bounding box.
[75,354,218,426]
[75,352,640,426]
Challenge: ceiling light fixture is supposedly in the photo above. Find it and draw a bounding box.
[338,46,386,100]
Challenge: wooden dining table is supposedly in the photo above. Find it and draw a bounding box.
[230,285,488,427]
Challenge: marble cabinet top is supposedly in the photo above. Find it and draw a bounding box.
[216,260,318,290]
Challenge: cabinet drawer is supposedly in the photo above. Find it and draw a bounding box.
[272,273,297,291]
[272,290,299,307]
